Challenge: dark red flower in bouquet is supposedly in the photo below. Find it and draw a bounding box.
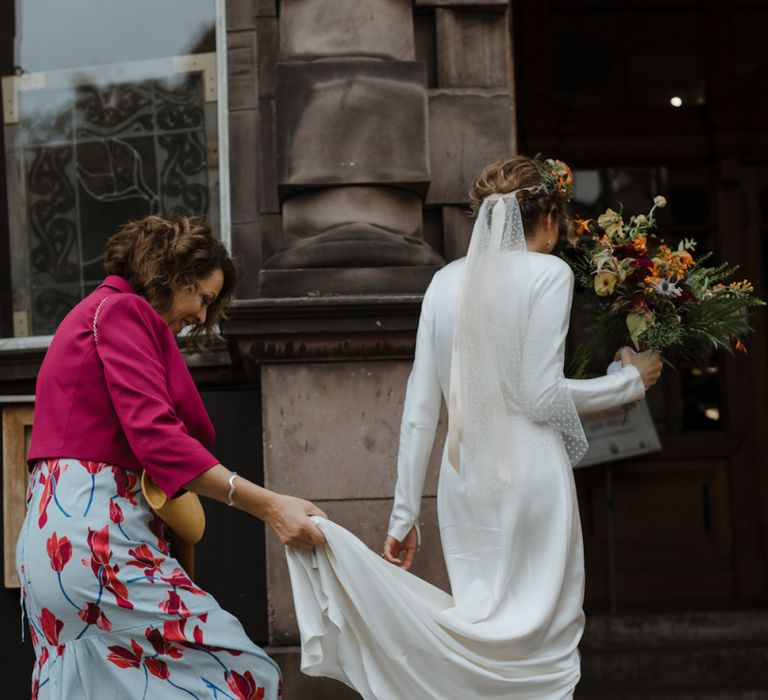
[145,656,171,680]
[126,544,165,577]
[46,533,72,572]
[226,670,265,700]
[629,257,654,280]
[78,602,112,631]
[107,639,143,669]
[109,499,124,525]
[631,296,651,315]
[145,626,184,658]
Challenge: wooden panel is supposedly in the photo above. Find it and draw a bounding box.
[2,404,33,588]
[578,457,734,609]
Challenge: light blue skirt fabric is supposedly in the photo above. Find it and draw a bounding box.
[16,458,282,699]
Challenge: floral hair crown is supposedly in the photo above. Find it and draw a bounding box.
[532,154,574,199]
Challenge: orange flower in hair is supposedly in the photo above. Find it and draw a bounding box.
[574,219,592,236]
[533,154,574,198]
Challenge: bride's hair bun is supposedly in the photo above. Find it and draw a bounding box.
[468,154,575,243]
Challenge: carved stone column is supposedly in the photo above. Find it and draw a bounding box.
[261,0,444,297]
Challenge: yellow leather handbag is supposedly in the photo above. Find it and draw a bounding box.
[141,471,206,544]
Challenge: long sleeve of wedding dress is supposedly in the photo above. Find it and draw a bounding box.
[387,284,443,543]
[519,256,646,421]
[566,369,645,415]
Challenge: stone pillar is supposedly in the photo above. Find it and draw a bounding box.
[261,0,443,297]
[223,2,516,697]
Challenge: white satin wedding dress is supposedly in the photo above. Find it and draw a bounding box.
[287,195,646,700]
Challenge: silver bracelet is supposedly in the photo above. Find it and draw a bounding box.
[226,471,238,507]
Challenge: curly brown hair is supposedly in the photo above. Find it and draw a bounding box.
[104,215,236,343]
[468,155,575,243]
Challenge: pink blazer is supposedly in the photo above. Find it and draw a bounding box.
[28,275,218,497]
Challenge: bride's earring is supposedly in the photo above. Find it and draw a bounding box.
[546,238,552,251]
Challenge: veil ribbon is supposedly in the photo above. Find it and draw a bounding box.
[447,192,587,492]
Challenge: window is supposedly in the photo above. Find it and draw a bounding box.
[1,0,228,337]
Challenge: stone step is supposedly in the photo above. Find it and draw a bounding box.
[266,646,362,700]
[576,689,768,700]
[580,644,768,691]
[574,687,768,700]
[579,611,768,694]
[582,610,768,649]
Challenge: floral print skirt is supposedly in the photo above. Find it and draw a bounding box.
[16,458,282,699]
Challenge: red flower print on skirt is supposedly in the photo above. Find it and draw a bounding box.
[18,459,281,698]
[126,544,165,577]
[107,640,143,669]
[46,533,72,572]
[145,626,183,659]
[85,526,133,609]
[77,602,112,631]
[159,590,191,618]
[227,669,266,700]
[145,656,171,680]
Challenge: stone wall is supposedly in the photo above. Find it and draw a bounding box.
[226,0,515,298]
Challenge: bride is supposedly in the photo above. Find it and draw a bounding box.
[287,155,663,699]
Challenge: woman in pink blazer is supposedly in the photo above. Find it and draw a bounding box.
[18,215,322,699]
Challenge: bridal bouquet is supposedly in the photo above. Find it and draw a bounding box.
[565,196,764,367]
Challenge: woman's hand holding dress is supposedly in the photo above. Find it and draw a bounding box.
[187,463,327,549]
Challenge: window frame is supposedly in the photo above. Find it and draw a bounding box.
[0,0,230,347]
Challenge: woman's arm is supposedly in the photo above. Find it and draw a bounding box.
[384,284,442,568]
[96,295,221,497]
[186,465,326,549]
[97,296,326,549]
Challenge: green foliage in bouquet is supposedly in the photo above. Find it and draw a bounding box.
[563,196,764,368]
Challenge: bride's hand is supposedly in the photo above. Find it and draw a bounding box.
[616,346,663,388]
[383,527,418,570]
[264,493,327,549]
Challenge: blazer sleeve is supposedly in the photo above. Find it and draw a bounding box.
[95,295,219,498]
[387,284,443,544]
